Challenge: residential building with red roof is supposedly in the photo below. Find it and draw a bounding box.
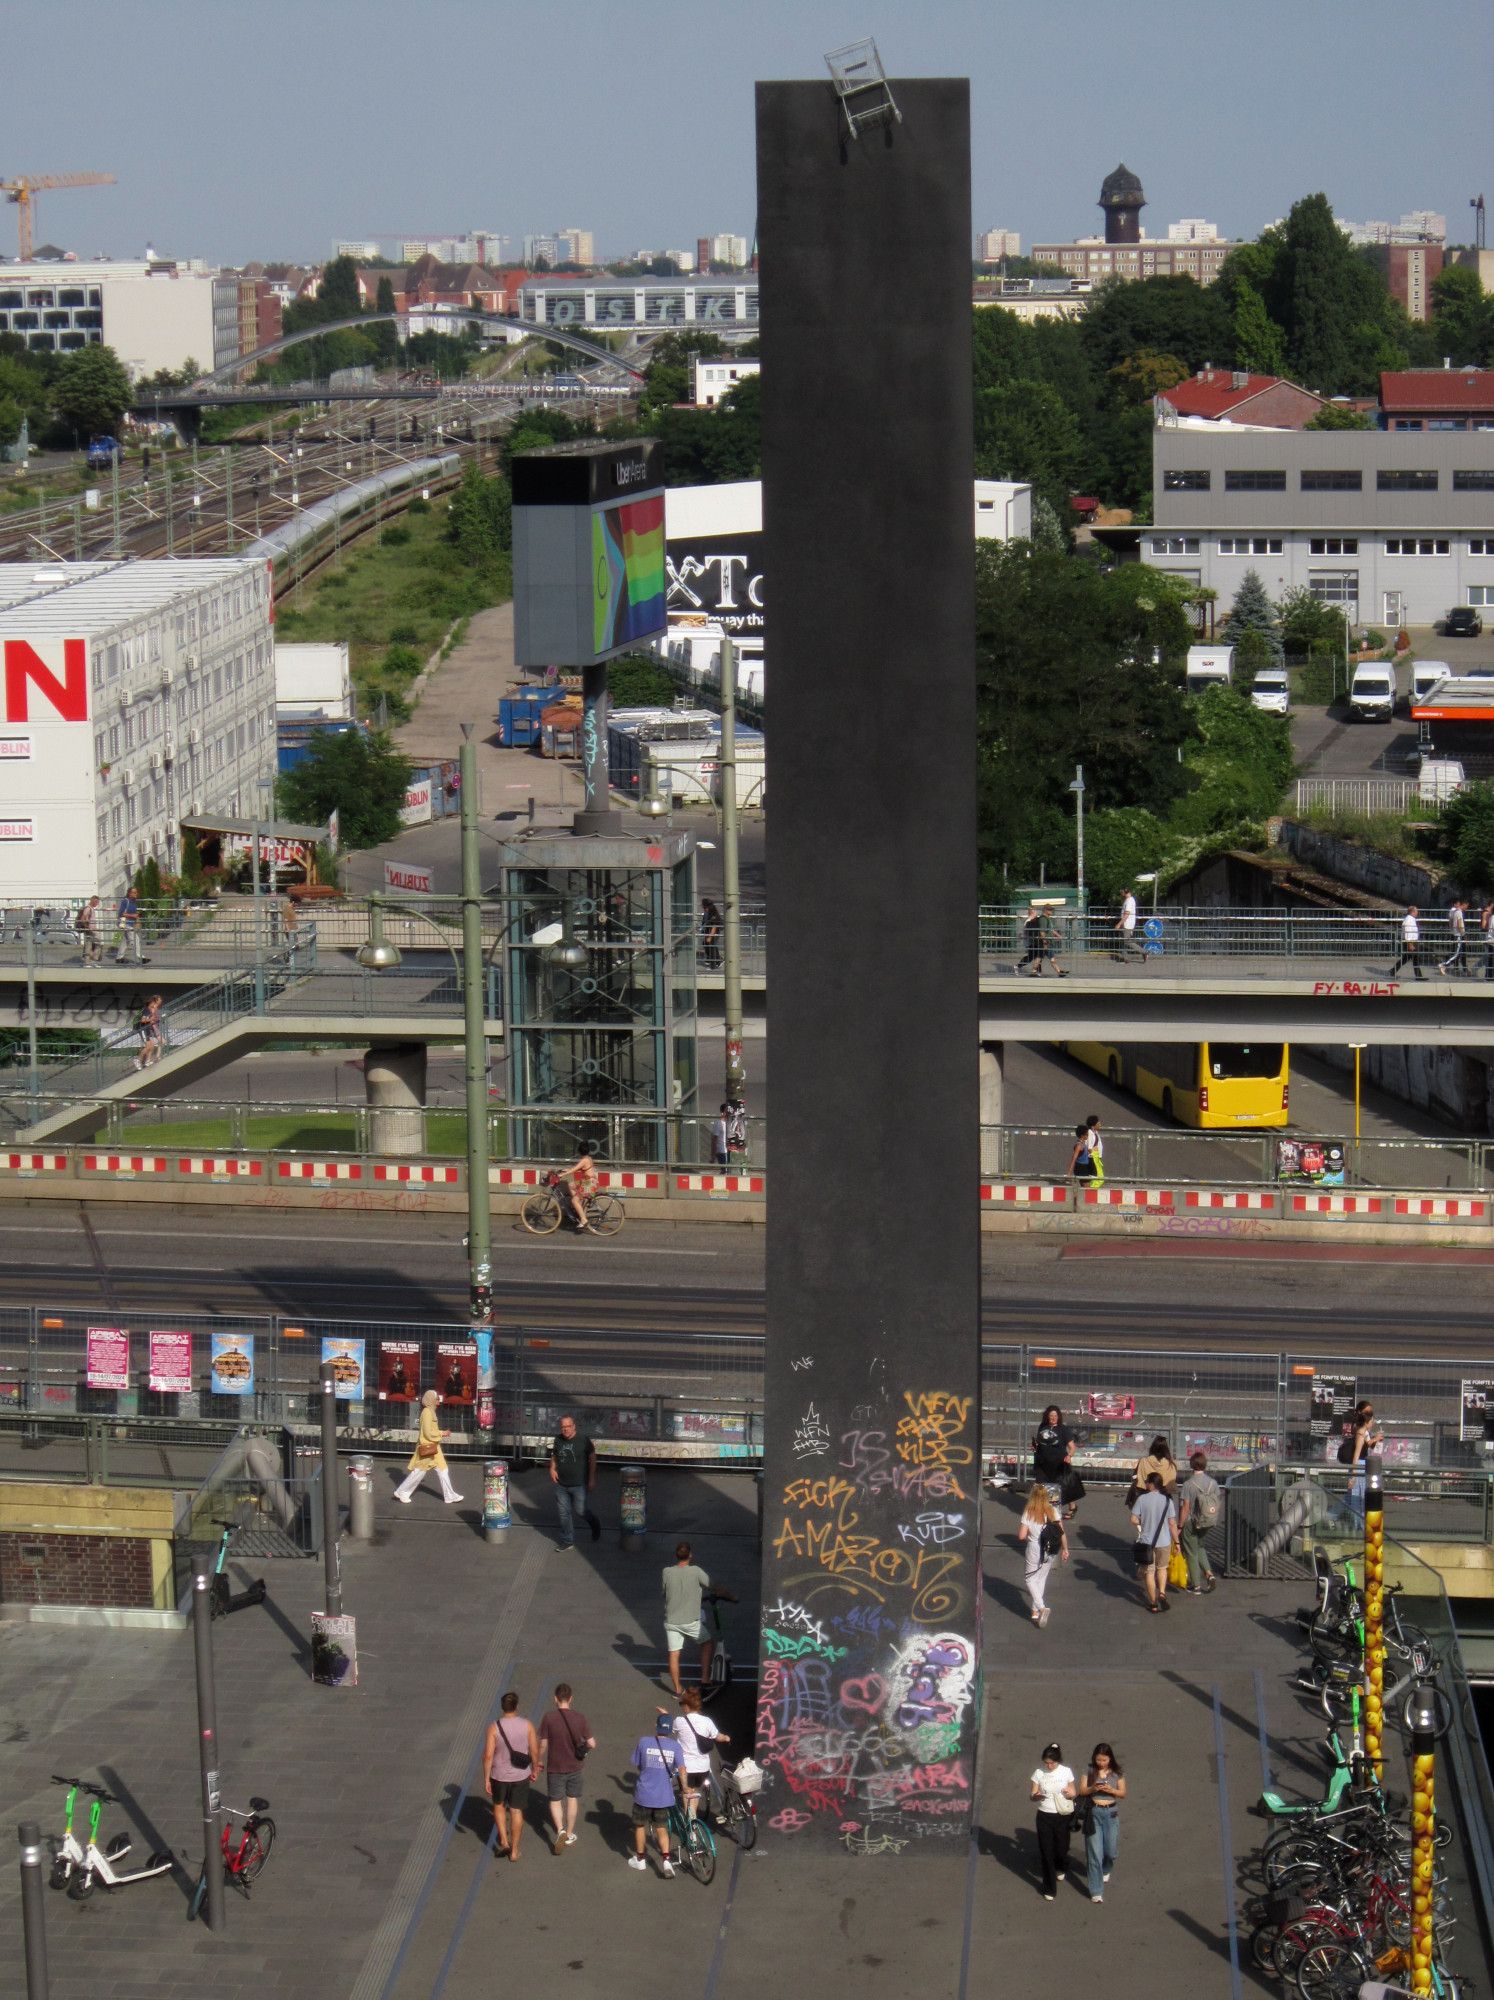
[1380,368,1494,431]
[1156,367,1326,429]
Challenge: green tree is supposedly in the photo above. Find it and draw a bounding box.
[1078,274,1232,376]
[608,654,677,706]
[277,728,412,849]
[318,254,363,320]
[1230,279,1286,375]
[1265,194,1405,394]
[1108,349,1190,403]
[1437,783,1494,888]
[975,541,1198,883]
[50,344,132,440]
[372,275,399,364]
[1170,687,1294,834]
[0,398,22,450]
[1221,568,1284,666]
[1278,585,1348,656]
[0,353,50,430]
[446,459,512,568]
[1083,806,1169,902]
[1429,265,1491,368]
[974,379,1086,521]
[1304,402,1374,430]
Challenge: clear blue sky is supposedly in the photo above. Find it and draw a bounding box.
[5,0,1490,266]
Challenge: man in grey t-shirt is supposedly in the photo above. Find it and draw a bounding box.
[662,1541,736,1698]
[1129,1473,1179,1613]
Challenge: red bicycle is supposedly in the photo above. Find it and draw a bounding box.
[188,1796,275,1917]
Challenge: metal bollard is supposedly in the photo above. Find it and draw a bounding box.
[483,1459,511,1544]
[620,1463,646,1550]
[18,1820,50,2000]
[348,1455,375,1541]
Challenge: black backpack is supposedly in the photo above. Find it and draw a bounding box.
[1336,1432,1355,1466]
[1039,1519,1064,1560]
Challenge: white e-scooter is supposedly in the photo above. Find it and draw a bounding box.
[67,1782,174,1898]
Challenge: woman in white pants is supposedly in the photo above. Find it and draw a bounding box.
[394,1389,463,1504]
[1018,1484,1068,1627]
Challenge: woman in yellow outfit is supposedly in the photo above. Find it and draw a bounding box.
[394,1389,464,1505]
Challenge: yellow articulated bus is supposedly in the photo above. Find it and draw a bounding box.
[1060,1041,1290,1129]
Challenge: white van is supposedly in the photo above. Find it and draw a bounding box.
[1250,668,1290,716]
[1349,663,1395,723]
[1410,660,1453,713]
[1418,757,1465,805]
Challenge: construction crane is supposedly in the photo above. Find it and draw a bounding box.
[2,172,117,260]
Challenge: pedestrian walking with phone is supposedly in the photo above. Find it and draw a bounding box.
[1029,1742,1077,1900]
[1078,1744,1126,1902]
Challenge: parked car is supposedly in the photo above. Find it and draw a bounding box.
[1444,607,1484,638]
[1349,663,1395,722]
[1250,668,1290,715]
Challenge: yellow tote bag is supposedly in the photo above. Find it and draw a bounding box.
[1167,1547,1189,1591]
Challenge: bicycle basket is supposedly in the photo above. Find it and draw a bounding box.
[730,1758,763,1796]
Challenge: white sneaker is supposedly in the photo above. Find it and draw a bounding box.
[444,1493,464,1505]
[660,1860,675,1877]
[627,1856,647,1871]
[1091,1894,1103,1903]
[562,1833,577,1846]
[394,1492,413,1505]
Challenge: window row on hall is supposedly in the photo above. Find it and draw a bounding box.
[1151,535,1494,558]
[1163,469,1494,494]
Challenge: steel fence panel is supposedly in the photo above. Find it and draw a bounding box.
[1003,1346,1285,1476]
[31,1307,274,1434]
[0,1305,34,1413]
[1286,1350,1494,1474]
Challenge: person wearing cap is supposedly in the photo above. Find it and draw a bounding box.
[1029,1740,1077,1899]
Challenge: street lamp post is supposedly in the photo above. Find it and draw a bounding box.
[1069,765,1086,901]
[718,636,745,1100]
[1135,871,1159,913]
[1350,1042,1367,1150]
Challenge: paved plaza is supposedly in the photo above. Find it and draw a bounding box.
[0,1464,1481,1998]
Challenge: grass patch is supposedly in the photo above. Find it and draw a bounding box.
[1295,804,1432,862]
[115,1110,474,1154]
[272,497,511,717]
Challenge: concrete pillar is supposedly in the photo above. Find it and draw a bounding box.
[757,79,982,1849]
[979,1042,1004,1176]
[364,1041,428,1156]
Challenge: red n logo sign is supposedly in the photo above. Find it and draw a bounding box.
[3,638,89,723]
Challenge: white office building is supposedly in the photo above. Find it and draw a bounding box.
[0,560,277,901]
[0,260,216,378]
[1135,424,1494,628]
[689,355,760,407]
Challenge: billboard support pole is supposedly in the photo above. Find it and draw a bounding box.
[719,636,745,1102]
[572,661,619,836]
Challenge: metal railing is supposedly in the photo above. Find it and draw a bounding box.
[6,1314,1494,1488]
[1293,776,1419,814]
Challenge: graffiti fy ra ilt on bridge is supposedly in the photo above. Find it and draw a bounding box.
[759,1384,980,1852]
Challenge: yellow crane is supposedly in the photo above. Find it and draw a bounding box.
[2,172,117,260]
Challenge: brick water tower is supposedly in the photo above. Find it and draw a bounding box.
[1100,162,1146,243]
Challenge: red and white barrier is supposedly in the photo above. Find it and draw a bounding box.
[597,1170,662,1191]
[1182,1190,1275,1210]
[1393,1196,1487,1219]
[674,1173,766,1194]
[374,1164,459,1185]
[1289,1193,1386,1215]
[495,1167,544,1187]
[1081,1186,1175,1208]
[981,1184,1070,1204]
[81,1154,168,1175]
[177,1157,264,1178]
[0,1152,67,1173]
[275,1160,364,1181]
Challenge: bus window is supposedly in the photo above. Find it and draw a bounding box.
[1209,1044,1286,1079]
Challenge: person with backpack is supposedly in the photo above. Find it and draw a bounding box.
[1018,1483,1068,1627]
[1067,1123,1098,1186]
[1176,1451,1220,1594]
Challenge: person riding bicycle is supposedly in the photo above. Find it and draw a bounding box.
[555,1140,599,1232]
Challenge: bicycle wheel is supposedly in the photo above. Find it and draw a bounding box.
[520,1191,562,1236]
[239,1817,275,1883]
[585,1194,624,1237]
[1296,1938,1373,1999]
[1274,1918,1343,1982]
[730,1798,757,1851]
[683,1815,716,1884]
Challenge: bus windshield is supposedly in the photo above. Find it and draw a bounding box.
[1208,1044,1286,1079]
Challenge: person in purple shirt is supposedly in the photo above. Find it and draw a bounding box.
[627,1717,683,1876]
